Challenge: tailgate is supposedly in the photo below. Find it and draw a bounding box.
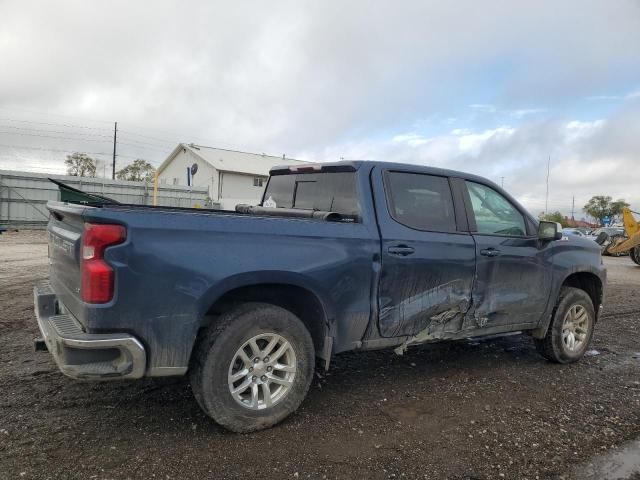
[46,202,86,324]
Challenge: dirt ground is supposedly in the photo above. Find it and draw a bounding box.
[1,230,639,480]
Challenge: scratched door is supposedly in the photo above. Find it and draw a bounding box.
[374,169,476,338]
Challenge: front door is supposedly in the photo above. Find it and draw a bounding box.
[375,169,476,338]
[463,180,553,328]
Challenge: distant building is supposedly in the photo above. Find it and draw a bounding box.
[156,144,305,209]
[565,217,598,228]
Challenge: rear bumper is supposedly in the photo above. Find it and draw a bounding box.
[33,281,146,380]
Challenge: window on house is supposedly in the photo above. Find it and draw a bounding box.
[160,178,167,185]
[253,177,265,187]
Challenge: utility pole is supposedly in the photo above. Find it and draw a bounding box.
[545,155,550,215]
[500,176,504,188]
[571,196,575,220]
[112,121,117,180]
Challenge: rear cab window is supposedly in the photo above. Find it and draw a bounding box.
[262,171,360,218]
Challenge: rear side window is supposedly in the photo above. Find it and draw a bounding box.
[263,172,360,216]
[384,171,456,232]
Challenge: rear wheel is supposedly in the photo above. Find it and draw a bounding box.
[190,302,315,433]
[535,287,595,363]
[630,246,640,266]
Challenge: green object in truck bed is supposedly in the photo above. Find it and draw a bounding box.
[48,178,119,204]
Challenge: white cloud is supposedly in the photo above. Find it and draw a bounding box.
[310,101,640,217]
[509,108,546,118]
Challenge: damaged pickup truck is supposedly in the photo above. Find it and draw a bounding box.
[35,161,605,432]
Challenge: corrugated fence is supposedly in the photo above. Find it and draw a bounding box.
[0,170,209,227]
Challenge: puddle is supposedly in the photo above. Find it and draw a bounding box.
[572,439,640,479]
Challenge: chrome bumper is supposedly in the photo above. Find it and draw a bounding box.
[33,281,146,380]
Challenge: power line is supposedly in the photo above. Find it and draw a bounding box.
[0,142,149,160]
[0,124,114,138]
[0,130,114,142]
[117,137,173,152]
[0,107,113,124]
[118,129,176,146]
[0,116,113,131]
[0,114,231,151]
[0,127,171,155]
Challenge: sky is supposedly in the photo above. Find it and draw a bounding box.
[0,0,639,218]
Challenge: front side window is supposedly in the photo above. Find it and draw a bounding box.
[465,181,526,236]
[385,172,456,232]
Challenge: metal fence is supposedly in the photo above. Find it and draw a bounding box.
[0,170,209,227]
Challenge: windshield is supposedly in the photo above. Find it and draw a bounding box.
[263,172,360,217]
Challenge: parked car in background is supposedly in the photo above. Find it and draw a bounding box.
[35,161,606,432]
[562,228,586,237]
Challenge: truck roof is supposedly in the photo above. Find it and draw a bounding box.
[270,160,502,190]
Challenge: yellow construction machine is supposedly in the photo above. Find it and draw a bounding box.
[608,208,640,265]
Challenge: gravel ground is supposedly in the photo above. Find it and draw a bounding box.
[1,230,639,479]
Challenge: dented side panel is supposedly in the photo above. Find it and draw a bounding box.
[468,235,553,330]
[377,233,476,337]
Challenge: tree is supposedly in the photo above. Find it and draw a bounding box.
[583,196,629,225]
[116,159,156,182]
[540,211,568,227]
[65,152,96,177]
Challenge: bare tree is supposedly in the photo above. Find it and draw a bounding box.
[116,159,156,182]
[65,153,97,177]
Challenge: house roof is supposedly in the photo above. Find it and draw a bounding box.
[157,143,306,177]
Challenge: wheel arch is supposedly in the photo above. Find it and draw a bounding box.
[532,270,603,339]
[193,274,334,365]
[561,271,603,315]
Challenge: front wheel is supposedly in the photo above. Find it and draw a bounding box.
[630,246,640,266]
[535,287,595,363]
[190,303,315,433]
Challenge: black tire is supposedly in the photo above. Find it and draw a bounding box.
[630,246,640,266]
[190,302,315,433]
[534,287,595,364]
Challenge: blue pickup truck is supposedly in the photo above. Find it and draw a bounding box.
[35,161,605,432]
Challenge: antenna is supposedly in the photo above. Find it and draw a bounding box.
[545,155,550,214]
[571,196,575,220]
[111,121,117,180]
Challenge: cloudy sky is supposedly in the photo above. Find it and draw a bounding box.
[1,0,639,217]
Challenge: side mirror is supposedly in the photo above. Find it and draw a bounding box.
[538,221,563,241]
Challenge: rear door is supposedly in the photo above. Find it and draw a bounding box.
[373,168,476,338]
[462,180,553,328]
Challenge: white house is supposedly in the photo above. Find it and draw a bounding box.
[156,144,305,210]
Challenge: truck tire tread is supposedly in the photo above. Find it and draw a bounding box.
[190,302,315,433]
[534,286,595,364]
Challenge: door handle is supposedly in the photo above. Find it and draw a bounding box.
[388,245,415,256]
[480,248,500,257]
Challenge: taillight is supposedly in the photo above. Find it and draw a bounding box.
[81,223,126,303]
